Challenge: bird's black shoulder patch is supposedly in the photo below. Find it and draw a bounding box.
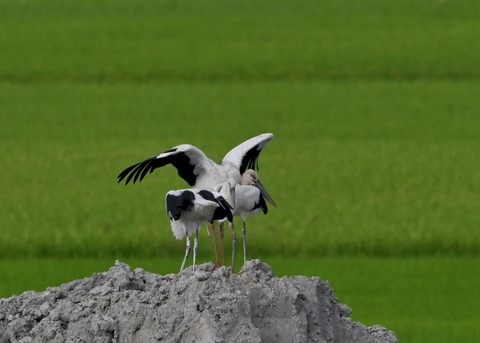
[172,152,197,186]
[180,190,196,211]
[165,190,196,220]
[198,190,215,202]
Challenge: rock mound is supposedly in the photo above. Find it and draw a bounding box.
[0,260,397,343]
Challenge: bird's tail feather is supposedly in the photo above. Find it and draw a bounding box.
[170,221,187,240]
[170,220,201,239]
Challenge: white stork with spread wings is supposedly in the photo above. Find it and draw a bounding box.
[118,133,276,272]
[117,133,274,190]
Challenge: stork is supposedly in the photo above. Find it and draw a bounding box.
[118,133,274,270]
[165,188,233,272]
[215,169,276,269]
[234,169,277,264]
[117,133,274,190]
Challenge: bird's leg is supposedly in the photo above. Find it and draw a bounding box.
[209,223,220,267]
[180,237,191,272]
[219,222,226,266]
[193,230,199,273]
[231,222,237,273]
[242,221,247,265]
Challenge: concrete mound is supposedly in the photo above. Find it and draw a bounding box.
[0,260,397,343]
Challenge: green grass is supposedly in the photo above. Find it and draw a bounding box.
[1,0,480,82]
[272,256,480,343]
[1,256,479,343]
[1,80,480,257]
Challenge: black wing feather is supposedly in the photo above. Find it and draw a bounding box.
[172,152,197,186]
[216,197,234,222]
[165,190,195,221]
[198,190,233,223]
[254,194,269,215]
[165,193,182,221]
[117,148,198,186]
[239,146,262,175]
[212,196,233,222]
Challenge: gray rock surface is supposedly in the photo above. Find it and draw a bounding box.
[0,260,397,343]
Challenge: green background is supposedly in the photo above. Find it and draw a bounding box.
[1,1,479,341]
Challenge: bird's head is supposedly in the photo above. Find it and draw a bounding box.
[242,169,277,207]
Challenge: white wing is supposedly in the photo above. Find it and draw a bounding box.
[221,133,274,175]
[118,144,217,186]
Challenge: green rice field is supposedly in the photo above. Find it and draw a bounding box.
[1,80,479,258]
[1,1,479,342]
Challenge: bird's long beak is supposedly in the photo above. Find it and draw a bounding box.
[229,184,236,209]
[255,179,277,207]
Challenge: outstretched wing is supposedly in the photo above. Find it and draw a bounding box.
[221,133,274,175]
[117,144,215,186]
